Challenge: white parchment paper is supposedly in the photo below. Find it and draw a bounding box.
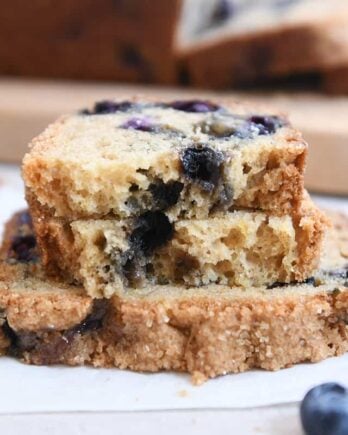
[0,165,347,414]
[0,355,347,413]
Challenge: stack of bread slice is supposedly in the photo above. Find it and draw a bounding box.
[1,97,347,382]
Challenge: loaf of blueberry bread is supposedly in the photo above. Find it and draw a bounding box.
[23,98,307,219]
[179,0,348,88]
[29,195,326,298]
[0,209,347,381]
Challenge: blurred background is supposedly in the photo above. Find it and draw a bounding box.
[0,0,347,195]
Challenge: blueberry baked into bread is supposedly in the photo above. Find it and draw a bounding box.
[30,195,326,298]
[0,210,347,382]
[23,98,307,219]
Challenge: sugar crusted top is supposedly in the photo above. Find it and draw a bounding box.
[25,98,298,163]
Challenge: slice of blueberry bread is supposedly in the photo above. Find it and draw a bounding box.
[0,209,347,382]
[23,98,307,220]
[29,195,327,298]
[179,0,348,88]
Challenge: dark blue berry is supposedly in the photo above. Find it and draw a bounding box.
[120,45,144,68]
[267,276,316,289]
[249,115,284,135]
[181,146,224,191]
[82,100,134,115]
[129,211,173,255]
[303,276,316,286]
[149,181,184,210]
[327,267,348,280]
[71,300,108,335]
[3,321,46,354]
[301,383,348,435]
[169,100,219,113]
[10,235,36,262]
[18,211,32,226]
[121,117,154,132]
[212,0,235,23]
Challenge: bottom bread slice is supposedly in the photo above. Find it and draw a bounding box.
[0,210,347,382]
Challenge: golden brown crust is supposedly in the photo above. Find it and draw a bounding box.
[4,282,348,383]
[181,11,348,89]
[0,263,93,331]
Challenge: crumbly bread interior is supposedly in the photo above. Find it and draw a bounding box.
[28,193,326,298]
[72,203,325,297]
[23,99,306,219]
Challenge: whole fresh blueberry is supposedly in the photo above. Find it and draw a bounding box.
[129,211,174,255]
[248,115,284,135]
[169,100,219,113]
[300,383,348,435]
[181,146,224,191]
[121,117,154,132]
[82,100,134,115]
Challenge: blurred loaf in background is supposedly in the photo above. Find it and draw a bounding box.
[0,0,348,91]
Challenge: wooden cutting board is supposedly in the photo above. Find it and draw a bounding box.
[0,78,347,195]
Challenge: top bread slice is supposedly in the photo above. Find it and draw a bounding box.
[179,0,348,88]
[0,209,347,382]
[23,98,307,220]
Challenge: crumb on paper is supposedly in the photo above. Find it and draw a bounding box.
[191,371,207,386]
[177,389,189,398]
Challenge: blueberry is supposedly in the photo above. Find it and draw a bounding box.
[212,0,235,23]
[129,211,174,255]
[120,45,144,68]
[121,117,154,132]
[301,383,348,435]
[18,210,32,226]
[327,267,348,280]
[82,100,134,115]
[169,100,219,113]
[267,276,316,289]
[181,146,224,191]
[120,45,153,82]
[248,115,284,135]
[3,320,43,354]
[10,235,36,262]
[303,276,316,286]
[267,281,289,289]
[149,181,184,210]
[71,300,108,334]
